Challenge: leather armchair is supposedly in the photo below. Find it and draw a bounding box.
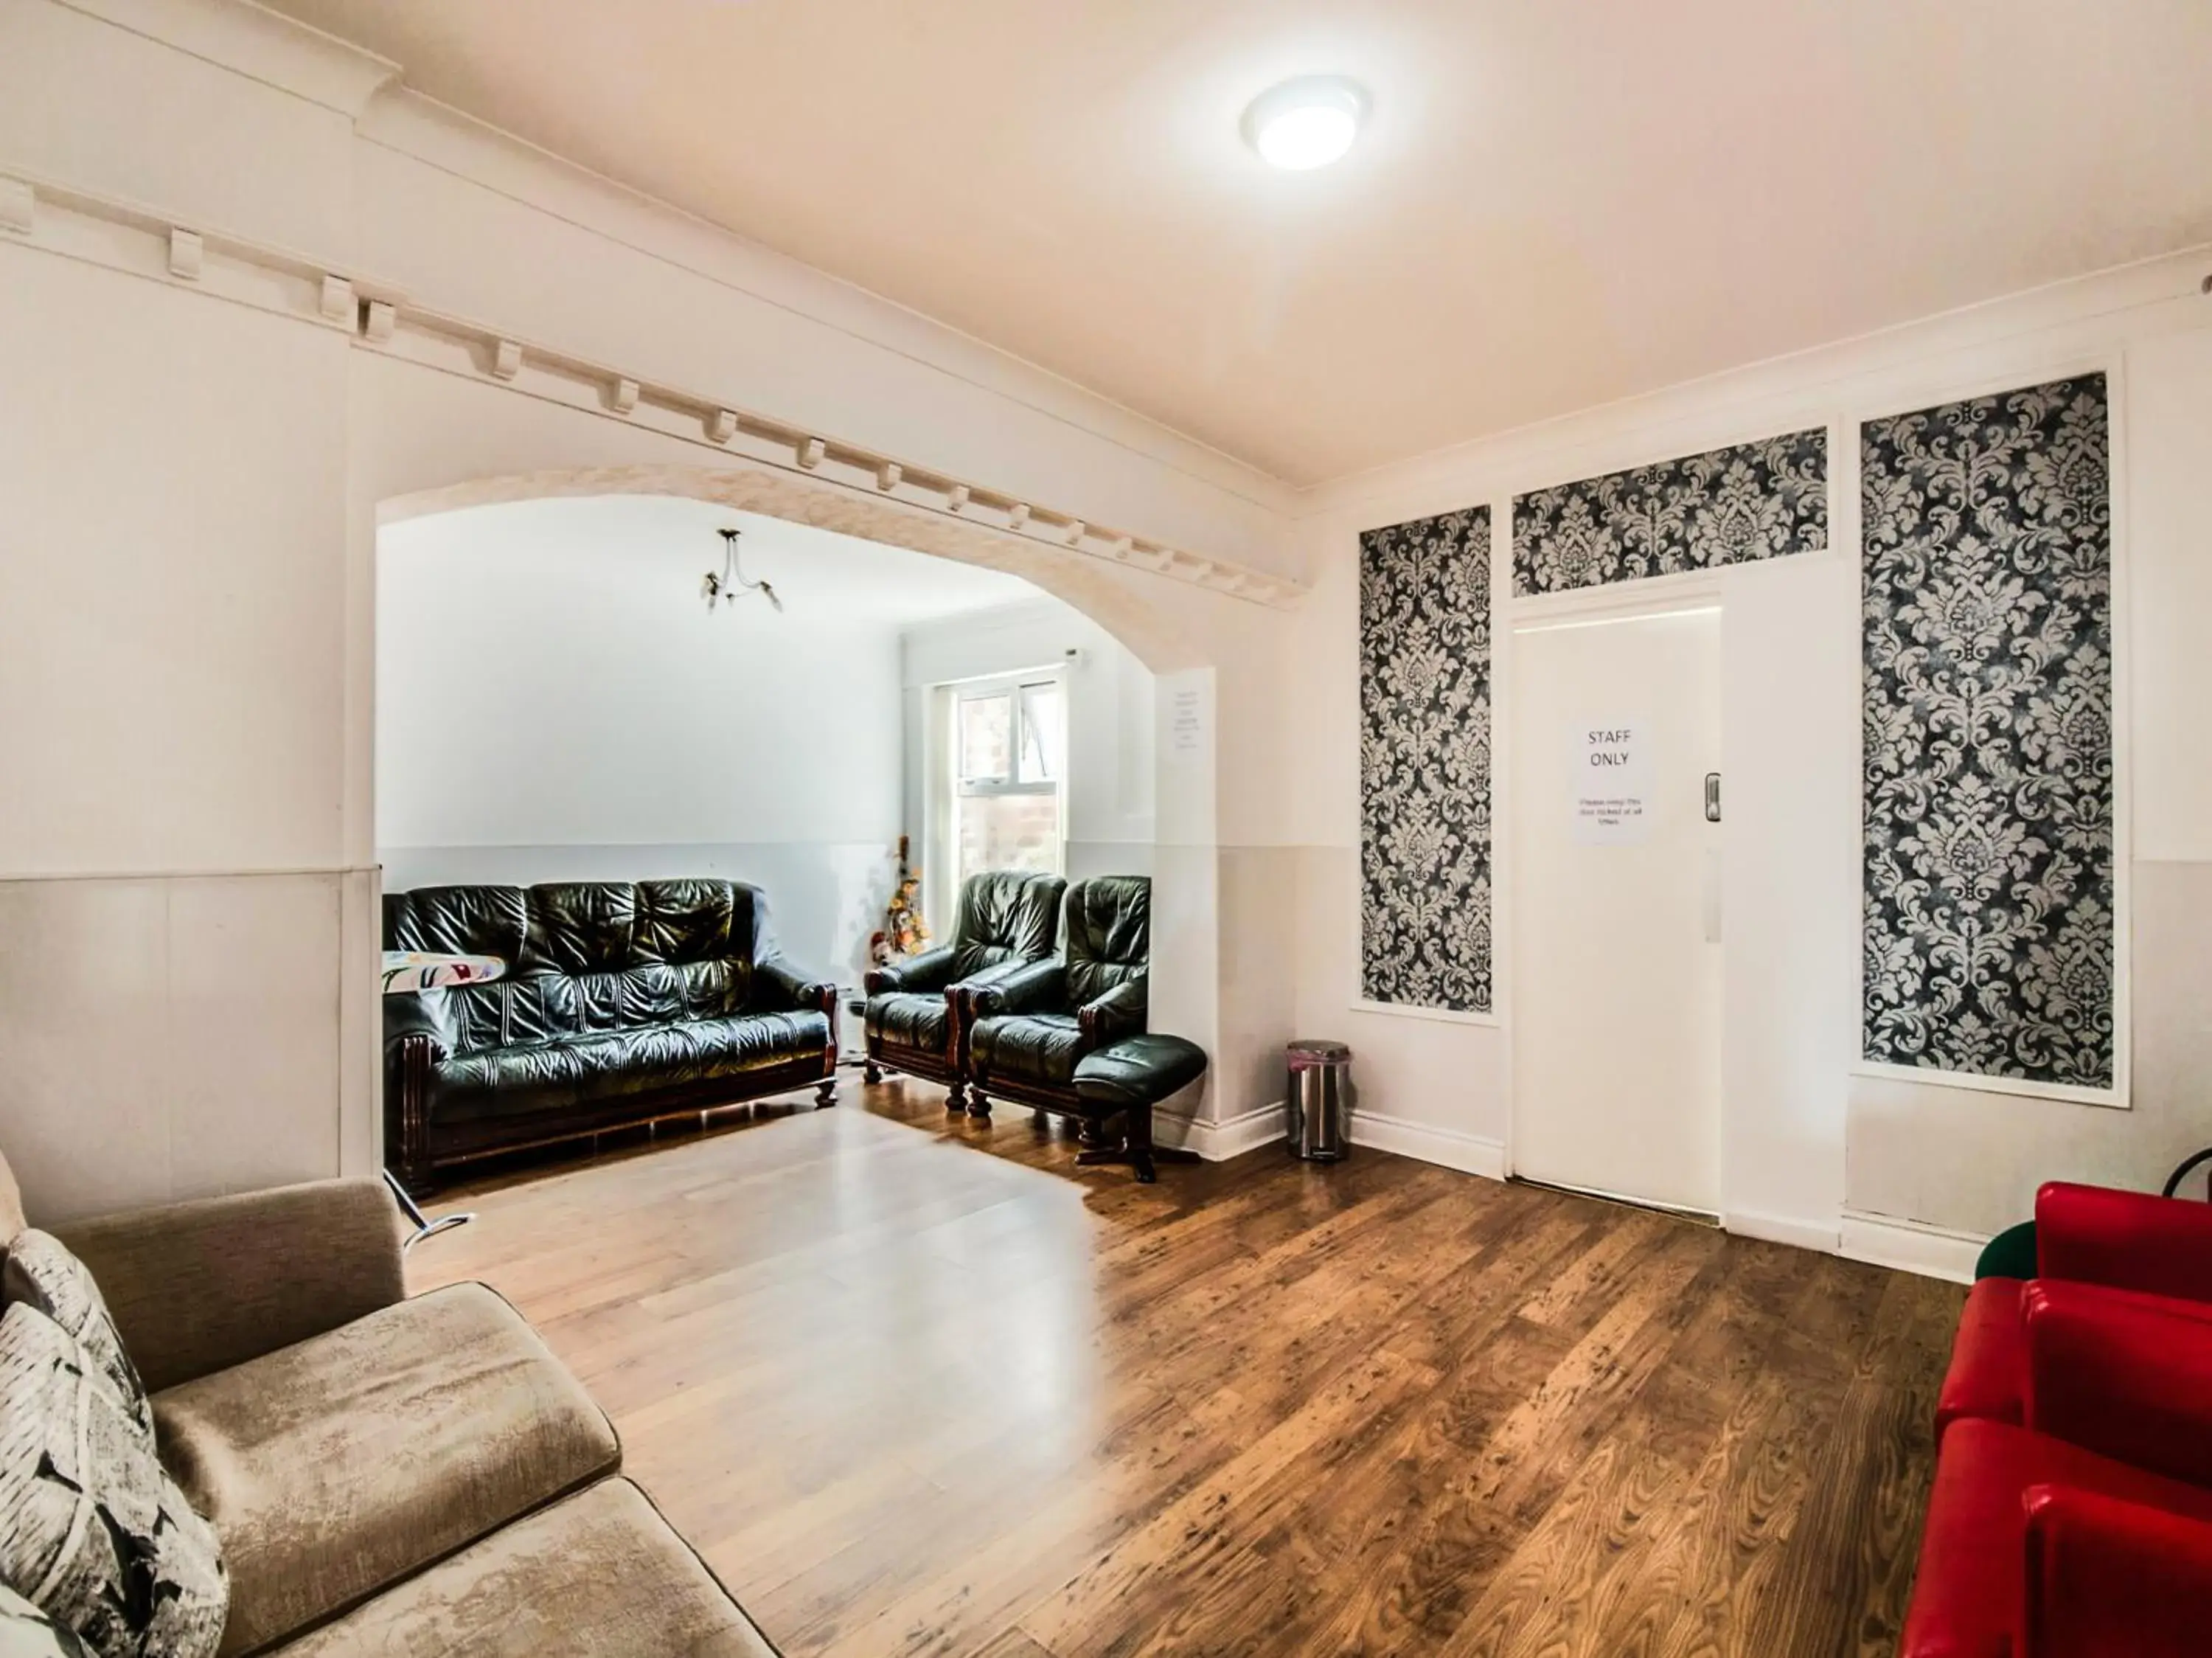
[964,875,1149,1117]
[862,870,1065,1109]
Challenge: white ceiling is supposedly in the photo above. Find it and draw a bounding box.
[380,496,1043,625]
[274,0,2212,486]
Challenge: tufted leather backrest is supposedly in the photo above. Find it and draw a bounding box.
[384,886,529,960]
[1064,875,1150,1006]
[383,879,768,1052]
[947,870,1065,978]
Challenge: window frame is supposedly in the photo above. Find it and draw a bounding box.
[940,671,1068,906]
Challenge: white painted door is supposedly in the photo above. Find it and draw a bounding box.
[1511,604,1724,1215]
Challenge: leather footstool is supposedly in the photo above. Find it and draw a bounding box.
[1070,1035,1208,1183]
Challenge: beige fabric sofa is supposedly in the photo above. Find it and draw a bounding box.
[2,1156,776,1657]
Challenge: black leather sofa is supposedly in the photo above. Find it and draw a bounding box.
[861,870,1064,1110]
[965,875,1150,1116]
[383,879,838,1193]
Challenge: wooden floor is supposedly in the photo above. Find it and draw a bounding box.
[413,1075,1961,1658]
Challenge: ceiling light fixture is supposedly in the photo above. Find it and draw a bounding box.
[703,527,782,613]
[1242,76,1368,170]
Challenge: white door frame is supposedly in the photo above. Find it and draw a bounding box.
[1500,572,1727,1205]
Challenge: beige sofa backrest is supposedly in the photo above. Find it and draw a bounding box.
[0,1146,23,1248]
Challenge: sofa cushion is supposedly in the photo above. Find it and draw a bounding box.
[865,992,950,1056]
[383,887,528,963]
[1072,1034,1209,1115]
[4,1230,150,1436]
[271,1480,773,1658]
[1901,1418,2212,1658]
[0,1303,228,1658]
[633,880,747,968]
[970,1013,1084,1089]
[0,1583,91,1657]
[521,884,637,976]
[1062,875,1150,1007]
[267,1479,776,1658]
[431,1013,832,1125]
[153,1284,618,1657]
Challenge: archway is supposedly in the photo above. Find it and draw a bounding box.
[347,413,1226,1175]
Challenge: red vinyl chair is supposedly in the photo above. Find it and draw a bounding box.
[1937,1182,2212,1440]
[1904,1283,2212,1656]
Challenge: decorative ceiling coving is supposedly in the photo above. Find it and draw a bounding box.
[1512,428,1828,596]
[1860,374,2114,1089]
[261,0,2212,484]
[1358,507,1491,1014]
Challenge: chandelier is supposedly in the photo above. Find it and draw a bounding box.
[701,527,782,612]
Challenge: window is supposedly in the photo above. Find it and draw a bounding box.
[950,675,1065,892]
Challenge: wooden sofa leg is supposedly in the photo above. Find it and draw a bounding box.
[967,1087,991,1117]
[1128,1103,1157,1184]
[863,1059,883,1084]
[815,1077,837,1108]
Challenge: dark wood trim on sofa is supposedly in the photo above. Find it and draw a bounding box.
[389,993,839,1196]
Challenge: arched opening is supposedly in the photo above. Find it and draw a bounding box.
[362,459,1224,1178]
[376,490,1158,987]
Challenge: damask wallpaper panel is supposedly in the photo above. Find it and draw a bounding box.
[1359,507,1492,1013]
[1512,428,1829,596]
[1861,373,2114,1088]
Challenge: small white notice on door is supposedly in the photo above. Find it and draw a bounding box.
[1571,719,1652,844]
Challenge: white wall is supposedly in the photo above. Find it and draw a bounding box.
[898,598,1157,934]
[378,496,920,980]
[0,0,1289,1218]
[1291,254,2212,1262]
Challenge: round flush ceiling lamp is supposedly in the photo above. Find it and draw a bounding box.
[1242,76,1369,170]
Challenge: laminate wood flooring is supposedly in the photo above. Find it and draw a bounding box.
[412,1076,1961,1657]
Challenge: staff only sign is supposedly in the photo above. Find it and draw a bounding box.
[1571,718,1652,844]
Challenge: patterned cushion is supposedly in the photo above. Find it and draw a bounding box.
[3,1234,150,1437]
[0,1584,88,1657]
[0,1305,226,1658]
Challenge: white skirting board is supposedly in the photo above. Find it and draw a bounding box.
[1346,1109,1508,1180]
[1156,1106,1983,1288]
[1153,1101,1288,1161]
[1838,1210,1989,1284]
[1722,1209,1844,1255]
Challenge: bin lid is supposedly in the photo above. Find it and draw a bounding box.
[1287,1039,1351,1068]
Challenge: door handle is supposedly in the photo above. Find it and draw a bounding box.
[1704,772,1722,823]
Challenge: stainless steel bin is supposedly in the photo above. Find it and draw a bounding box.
[1286,1039,1352,1162]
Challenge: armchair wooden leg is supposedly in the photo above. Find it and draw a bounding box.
[947,1078,968,1112]
[863,1059,883,1085]
[967,1088,992,1117]
[1129,1102,1157,1184]
[815,1077,837,1107]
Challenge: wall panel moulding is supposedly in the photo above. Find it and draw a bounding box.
[0,167,1307,611]
[0,179,33,235]
[167,228,204,281]
[318,274,354,324]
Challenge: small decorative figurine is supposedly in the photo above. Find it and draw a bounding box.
[869,835,930,965]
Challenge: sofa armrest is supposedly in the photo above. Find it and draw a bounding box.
[1078,978,1149,1048]
[2022,1280,2212,1489]
[381,988,451,1065]
[2037,1182,2212,1303]
[2024,1485,2212,1657]
[968,960,1065,1020]
[866,945,957,996]
[752,954,837,1017]
[54,1179,407,1393]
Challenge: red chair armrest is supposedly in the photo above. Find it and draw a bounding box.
[2024,1484,2212,1657]
[2037,1182,2212,1303]
[2023,1281,2212,1488]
